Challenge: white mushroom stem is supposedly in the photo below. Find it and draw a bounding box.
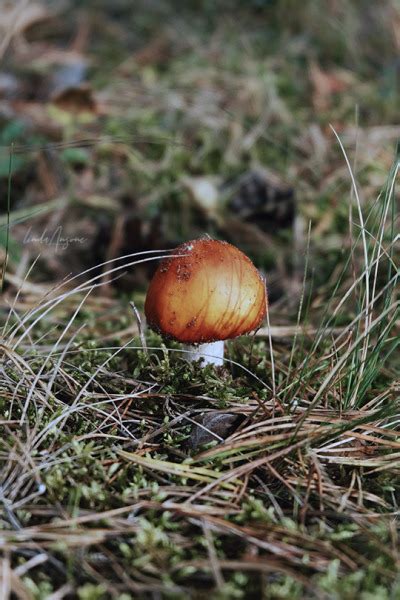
[185,341,224,367]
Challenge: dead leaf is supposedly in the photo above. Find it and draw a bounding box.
[309,61,352,111]
[51,83,97,115]
[187,413,243,451]
[133,35,172,67]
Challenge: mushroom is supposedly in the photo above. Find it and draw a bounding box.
[144,238,267,366]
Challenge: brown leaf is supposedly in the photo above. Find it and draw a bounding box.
[309,61,352,111]
[51,83,97,114]
[133,35,172,67]
[187,413,243,451]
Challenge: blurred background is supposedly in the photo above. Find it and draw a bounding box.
[0,0,399,305]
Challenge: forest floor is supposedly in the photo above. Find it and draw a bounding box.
[0,1,399,598]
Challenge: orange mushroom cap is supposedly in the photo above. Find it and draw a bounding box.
[145,238,267,344]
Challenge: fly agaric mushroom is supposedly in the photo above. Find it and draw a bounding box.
[144,238,267,366]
